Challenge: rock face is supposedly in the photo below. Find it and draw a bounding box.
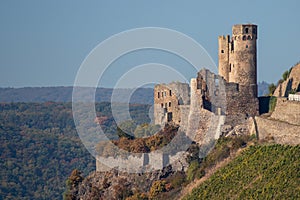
[274,63,300,97]
[69,167,174,200]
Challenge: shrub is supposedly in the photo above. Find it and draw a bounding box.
[269,96,277,112]
[149,180,166,199]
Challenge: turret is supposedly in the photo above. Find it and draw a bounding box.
[218,35,230,81]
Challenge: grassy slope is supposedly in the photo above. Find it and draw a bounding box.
[183,144,300,200]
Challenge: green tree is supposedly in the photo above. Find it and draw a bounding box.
[282,70,289,81]
[268,83,276,96]
[117,126,135,140]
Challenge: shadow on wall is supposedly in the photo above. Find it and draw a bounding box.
[258,96,277,114]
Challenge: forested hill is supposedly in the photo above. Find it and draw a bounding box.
[0,102,152,199]
[0,87,154,104]
[0,83,268,103]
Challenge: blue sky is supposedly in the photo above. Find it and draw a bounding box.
[0,0,299,88]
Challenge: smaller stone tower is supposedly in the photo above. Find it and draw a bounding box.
[218,35,230,82]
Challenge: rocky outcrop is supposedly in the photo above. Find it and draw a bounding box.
[69,167,174,200]
[274,63,300,97]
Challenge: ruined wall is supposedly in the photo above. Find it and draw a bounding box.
[197,69,226,115]
[255,116,300,145]
[96,151,188,172]
[197,69,258,127]
[179,105,190,132]
[271,98,300,125]
[225,83,259,126]
[154,82,190,126]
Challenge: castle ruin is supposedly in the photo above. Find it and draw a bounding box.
[97,24,262,172]
[154,24,259,133]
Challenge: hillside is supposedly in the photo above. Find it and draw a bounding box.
[0,102,151,199]
[183,144,300,200]
[0,87,154,104]
[0,83,269,103]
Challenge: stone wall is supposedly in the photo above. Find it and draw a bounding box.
[154,82,190,126]
[255,116,300,145]
[96,151,188,172]
[271,98,300,125]
[197,68,258,128]
[225,84,259,127]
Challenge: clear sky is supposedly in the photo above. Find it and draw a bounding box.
[0,0,299,88]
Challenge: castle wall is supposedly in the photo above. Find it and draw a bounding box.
[271,98,300,125]
[255,116,300,145]
[225,83,259,126]
[179,105,190,132]
[96,151,189,172]
[154,82,190,126]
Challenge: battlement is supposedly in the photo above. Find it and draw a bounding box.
[232,24,257,38]
[218,35,230,42]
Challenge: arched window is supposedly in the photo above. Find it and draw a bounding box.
[242,35,246,40]
[247,35,251,40]
[245,27,249,34]
[253,28,256,34]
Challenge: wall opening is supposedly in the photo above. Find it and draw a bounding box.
[169,90,172,96]
[245,27,249,34]
[167,112,173,122]
[243,35,246,40]
[161,103,163,108]
[215,78,219,86]
[221,49,224,53]
[158,92,160,98]
[246,45,249,48]
[229,64,232,72]
[253,28,256,34]
[169,102,171,107]
[247,35,251,40]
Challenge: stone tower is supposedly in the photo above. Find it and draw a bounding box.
[218,24,258,97]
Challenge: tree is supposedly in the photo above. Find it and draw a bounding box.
[282,70,289,81]
[268,83,276,96]
[64,169,84,200]
[117,126,134,140]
